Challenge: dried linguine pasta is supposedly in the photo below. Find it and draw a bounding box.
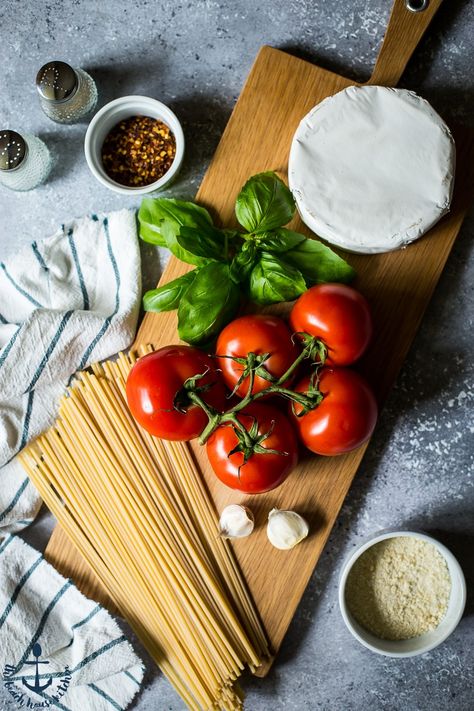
[20,348,269,711]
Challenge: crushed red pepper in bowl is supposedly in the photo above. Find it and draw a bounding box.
[101,115,176,187]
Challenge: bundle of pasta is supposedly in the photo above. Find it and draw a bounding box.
[20,349,269,711]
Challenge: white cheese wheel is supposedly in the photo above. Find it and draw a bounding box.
[288,85,455,254]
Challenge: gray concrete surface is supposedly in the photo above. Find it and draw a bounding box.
[1,0,473,709]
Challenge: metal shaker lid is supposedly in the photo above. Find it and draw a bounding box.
[36,61,78,102]
[0,130,27,171]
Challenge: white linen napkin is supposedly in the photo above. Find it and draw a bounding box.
[0,535,144,711]
[0,210,141,535]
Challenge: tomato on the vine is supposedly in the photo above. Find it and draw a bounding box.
[126,346,226,441]
[290,284,372,366]
[206,403,298,493]
[216,314,300,398]
[290,367,377,455]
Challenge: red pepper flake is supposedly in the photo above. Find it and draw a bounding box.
[101,115,176,187]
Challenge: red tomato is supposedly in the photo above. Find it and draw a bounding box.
[289,284,372,366]
[126,346,226,440]
[216,314,300,398]
[206,403,298,493]
[290,368,377,455]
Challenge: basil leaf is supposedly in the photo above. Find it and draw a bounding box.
[159,223,207,266]
[247,252,306,305]
[143,271,196,312]
[138,200,167,246]
[285,238,356,285]
[235,172,295,233]
[177,224,229,262]
[178,263,240,344]
[257,228,306,253]
[138,198,214,265]
[230,241,257,283]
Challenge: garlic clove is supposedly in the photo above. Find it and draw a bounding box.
[219,504,255,539]
[266,508,309,550]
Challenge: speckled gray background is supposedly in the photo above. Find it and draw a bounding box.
[0,0,473,709]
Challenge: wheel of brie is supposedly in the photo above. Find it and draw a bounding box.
[288,85,455,254]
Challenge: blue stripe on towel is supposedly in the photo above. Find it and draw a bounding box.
[89,684,122,710]
[78,218,121,369]
[13,581,72,674]
[0,326,21,368]
[25,311,73,392]
[19,390,35,450]
[124,670,141,686]
[31,242,49,272]
[0,555,42,629]
[67,228,90,310]
[0,478,30,523]
[0,535,14,555]
[72,636,126,673]
[77,319,109,372]
[64,604,102,648]
[1,262,43,308]
[103,218,121,313]
[72,604,101,630]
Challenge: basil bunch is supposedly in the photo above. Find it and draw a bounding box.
[139,172,355,345]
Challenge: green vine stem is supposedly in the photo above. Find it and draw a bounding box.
[190,334,326,444]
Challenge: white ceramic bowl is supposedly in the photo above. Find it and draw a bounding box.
[338,530,466,657]
[84,95,185,195]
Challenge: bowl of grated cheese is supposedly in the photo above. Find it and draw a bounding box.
[338,530,466,657]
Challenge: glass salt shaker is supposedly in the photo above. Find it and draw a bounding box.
[0,130,52,191]
[36,61,98,124]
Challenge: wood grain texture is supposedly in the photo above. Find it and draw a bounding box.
[370,0,444,86]
[46,40,474,675]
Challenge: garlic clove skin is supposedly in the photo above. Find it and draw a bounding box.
[219,504,255,539]
[266,508,309,550]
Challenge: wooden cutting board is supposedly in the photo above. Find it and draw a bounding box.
[45,0,474,678]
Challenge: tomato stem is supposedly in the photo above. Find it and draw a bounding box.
[272,345,310,387]
[253,385,318,408]
[192,332,326,445]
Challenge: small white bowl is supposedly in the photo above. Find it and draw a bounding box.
[84,95,185,196]
[338,530,466,657]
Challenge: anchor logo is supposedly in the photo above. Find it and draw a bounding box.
[3,642,71,708]
[21,643,53,694]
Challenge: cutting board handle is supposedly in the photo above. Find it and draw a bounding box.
[368,0,444,86]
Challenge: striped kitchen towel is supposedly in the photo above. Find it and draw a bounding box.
[0,210,141,535]
[0,535,144,710]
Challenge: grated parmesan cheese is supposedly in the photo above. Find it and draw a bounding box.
[345,536,451,640]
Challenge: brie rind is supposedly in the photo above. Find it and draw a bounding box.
[288,85,455,254]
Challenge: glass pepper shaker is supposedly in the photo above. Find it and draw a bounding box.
[36,61,98,124]
[0,130,52,191]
